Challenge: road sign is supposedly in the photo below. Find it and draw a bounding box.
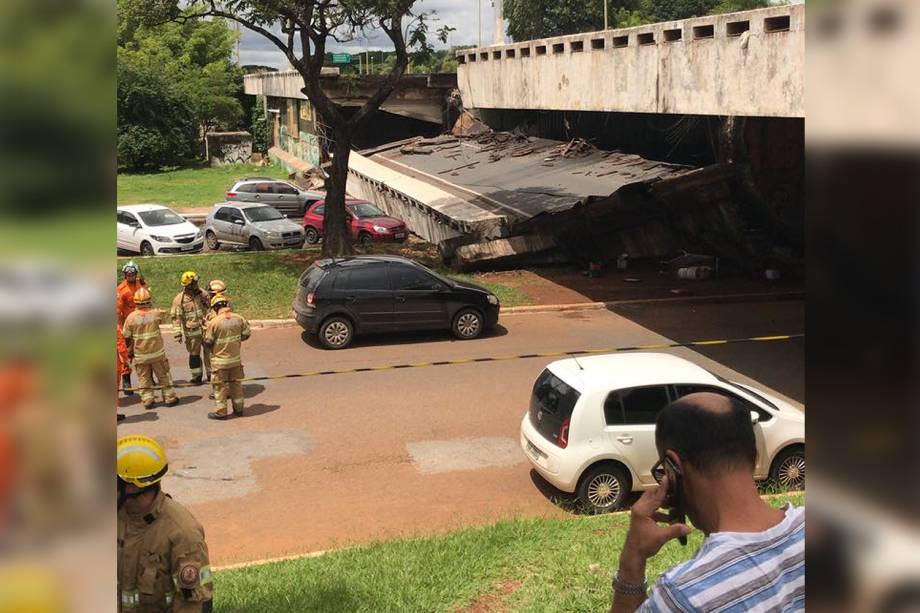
[332,53,352,65]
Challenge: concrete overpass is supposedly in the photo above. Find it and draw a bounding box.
[456,4,803,119]
[243,71,456,125]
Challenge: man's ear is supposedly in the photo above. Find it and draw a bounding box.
[665,449,684,475]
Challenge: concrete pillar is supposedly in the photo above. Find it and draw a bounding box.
[494,0,504,45]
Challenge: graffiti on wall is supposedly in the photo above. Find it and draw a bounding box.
[279,124,321,169]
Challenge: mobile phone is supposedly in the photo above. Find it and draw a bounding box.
[663,456,688,546]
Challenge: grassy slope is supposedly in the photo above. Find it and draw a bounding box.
[116,251,532,318]
[214,493,804,612]
[117,164,290,210]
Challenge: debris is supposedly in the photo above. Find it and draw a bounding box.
[765,269,781,280]
[623,277,642,282]
[616,253,629,270]
[669,288,694,296]
[438,161,479,175]
[677,266,713,280]
[451,111,490,137]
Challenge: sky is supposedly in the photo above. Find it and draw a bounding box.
[238,0,503,68]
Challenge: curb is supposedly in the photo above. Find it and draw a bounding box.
[209,291,802,330]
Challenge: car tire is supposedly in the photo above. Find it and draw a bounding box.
[358,232,373,248]
[205,230,220,251]
[769,446,805,491]
[249,236,264,252]
[304,227,320,244]
[140,241,155,257]
[451,308,483,340]
[318,316,354,350]
[577,463,631,513]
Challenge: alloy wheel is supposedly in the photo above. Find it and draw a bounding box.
[777,454,805,489]
[587,473,621,509]
[323,321,350,347]
[456,312,481,338]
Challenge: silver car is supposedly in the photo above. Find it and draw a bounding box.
[204,203,305,251]
[226,178,324,217]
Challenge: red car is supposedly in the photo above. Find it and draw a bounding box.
[302,199,408,247]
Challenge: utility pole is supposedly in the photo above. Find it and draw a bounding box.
[478,0,482,48]
[604,0,609,30]
[493,0,504,45]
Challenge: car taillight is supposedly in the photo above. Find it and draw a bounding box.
[306,292,315,306]
[557,418,570,449]
[226,192,236,198]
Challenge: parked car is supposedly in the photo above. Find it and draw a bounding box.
[302,199,408,247]
[520,352,805,513]
[226,178,324,216]
[204,203,305,251]
[116,204,203,256]
[292,255,500,349]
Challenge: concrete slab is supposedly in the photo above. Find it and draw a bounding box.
[407,437,525,475]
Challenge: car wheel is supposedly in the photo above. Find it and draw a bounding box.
[304,227,319,244]
[358,232,373,248]
[205,230,220,251]
[452,308,483,340]
[577,463,631,513]
[319,316,353,350]
[249,236,264,251]
[769,446,805,491]
[140,241,155,257]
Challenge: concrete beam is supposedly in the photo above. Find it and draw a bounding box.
[456,5,804,118]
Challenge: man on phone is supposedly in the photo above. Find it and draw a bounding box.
[611,392,804,612]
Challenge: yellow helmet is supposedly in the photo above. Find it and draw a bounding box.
[210,293,229,308]
[181,271,200,286]
[207,279,226,294]
[117,435,168,488]
[133,286,151,305]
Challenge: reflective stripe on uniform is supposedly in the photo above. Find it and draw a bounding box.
[211,356,241,367]
[165,591,175,606]
[132,330,162,341]
[184,309,203,320]
[200,565,213,584]
[135,347,166,362]
[184,328,203,337]
[121,589,139,608]
[216,334,241,344]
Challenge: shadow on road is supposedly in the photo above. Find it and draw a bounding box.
[242,403,281,417]
[176,394,203,406]
[119,412,159,425]
[243,383,266,399]
[299,324,509,350]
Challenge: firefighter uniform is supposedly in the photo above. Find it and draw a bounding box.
[170,273,211,384]
[118,436,212,612]
[122,289,178,408]
[117,261,147,393]
[203,297,250,418]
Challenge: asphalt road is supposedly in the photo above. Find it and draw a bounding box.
[117,302,804,566]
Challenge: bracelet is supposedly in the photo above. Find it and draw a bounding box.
[612,571,647,596]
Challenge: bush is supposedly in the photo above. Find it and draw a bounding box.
[251,95,271,154]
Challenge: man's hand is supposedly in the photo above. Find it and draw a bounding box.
[621,475,691,574]
[174,334,183,343]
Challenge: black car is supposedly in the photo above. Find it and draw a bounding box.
[292,256,501,349]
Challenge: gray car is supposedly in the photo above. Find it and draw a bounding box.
[226,178,325,217]
[204,203,305,251]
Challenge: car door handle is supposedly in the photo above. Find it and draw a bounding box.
[395,296,406,303]
[616,435,633,444]
[254,194,261,199]
[345,296,356,303]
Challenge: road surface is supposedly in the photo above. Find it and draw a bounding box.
[117,301,804,566]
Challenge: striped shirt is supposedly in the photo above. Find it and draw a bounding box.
[640,504,804,613]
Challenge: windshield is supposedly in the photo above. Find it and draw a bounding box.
[138,209,185,227]
[245,207,284,222]
[348,203,386,218]
[710,372,779,410]
[411,261,455,287]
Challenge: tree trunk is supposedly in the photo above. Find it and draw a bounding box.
[321,130,355,257]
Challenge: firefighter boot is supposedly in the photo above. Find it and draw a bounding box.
[121,373,134,396]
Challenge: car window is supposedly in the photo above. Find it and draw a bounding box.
[214,207,231,222]
[236,183,256,193]
[532,370,580,418]
[255,182,274,194]
[229,209,245,223]
[333,266,389,291]
[607,386,671,425]
[274,183,299,195]
[118,212,138,226]
[244,207,284,222]
[673,384,773,422]
[348,202,386,218]
[313,205,325,216]
[137,209,184,227]
[299,265,326,290]
[390,264,442,291]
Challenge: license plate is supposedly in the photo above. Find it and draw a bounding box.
[395,233,405,239]
[526,441,541,459]
[181,245,195,251]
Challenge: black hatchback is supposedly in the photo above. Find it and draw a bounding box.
[292,256,501,349]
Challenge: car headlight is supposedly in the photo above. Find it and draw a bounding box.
[150,235,170,242]
[373,225,389,233]
[265,231,279,238]
[487,294,499,305]
[195,230,203,239]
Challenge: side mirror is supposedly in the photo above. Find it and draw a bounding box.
[233,218,245,226]
[750,411,760,425]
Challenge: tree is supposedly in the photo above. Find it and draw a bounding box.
[130,0,449,257]
[504,0,642,40]
[251,96,271,153]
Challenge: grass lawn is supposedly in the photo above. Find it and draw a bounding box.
[116,249,533,318]
[117,163,290,210]
[214,492,804,612]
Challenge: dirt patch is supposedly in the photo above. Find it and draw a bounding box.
[279,236,443,270]
[477,270,590,306]
[456,580,523,613]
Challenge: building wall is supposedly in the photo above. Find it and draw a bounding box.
[457,5,803,118]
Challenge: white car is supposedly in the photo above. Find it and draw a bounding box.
[519,352,805,513]
[117,204,204,256]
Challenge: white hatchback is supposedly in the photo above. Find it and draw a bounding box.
[117,204,204,256]
[519,352,805,513]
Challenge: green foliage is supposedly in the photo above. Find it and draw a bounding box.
[250,96,271,153]
[709,0,772,15]
[117,0,243,171]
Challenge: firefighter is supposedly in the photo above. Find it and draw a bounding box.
[122,287,179,409]
[202,281,227,401]
[117,261,147,395]
[202,294,250,420]
[117,435,213,612]
[170,272,211,385]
